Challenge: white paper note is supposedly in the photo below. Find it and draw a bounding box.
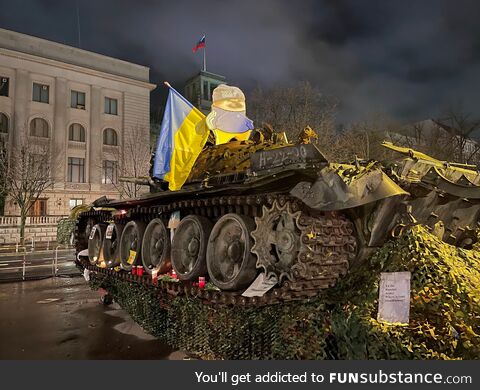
[378,271,411,324]
[105,224,114,239]
[242,273,278,297]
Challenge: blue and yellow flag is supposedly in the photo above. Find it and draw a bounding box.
[153,85,208,190]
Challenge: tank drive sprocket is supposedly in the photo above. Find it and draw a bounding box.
[252,200,358,288]
[251,200,303,282]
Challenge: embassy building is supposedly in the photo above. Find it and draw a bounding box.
[184,70,226,114]
[0,28,155,217]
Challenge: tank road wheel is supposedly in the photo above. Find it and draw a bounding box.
[171,215,212,281]
[119,220,146,271]
[206,214,258,291]
[88,224,107,265]
[103,223,124,268]
[141,218,171,274]
[251,200,302,282]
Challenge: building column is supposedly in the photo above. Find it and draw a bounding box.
[53,77,67,184]
[90,85,102,190]
[13,68,29,148]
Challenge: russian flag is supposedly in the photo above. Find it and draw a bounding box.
[192,34,206,53]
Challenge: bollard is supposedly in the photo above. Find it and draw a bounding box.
[46,240,49,251]
[15,239,19,253]
[22,249,26,281]
[54,246,60,276]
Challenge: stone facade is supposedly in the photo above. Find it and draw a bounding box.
[0,224,57,245]
[0,28,156,216]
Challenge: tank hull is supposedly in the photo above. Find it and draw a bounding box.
[74,140,480,305]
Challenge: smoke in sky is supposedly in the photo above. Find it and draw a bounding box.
[1,0,479,124]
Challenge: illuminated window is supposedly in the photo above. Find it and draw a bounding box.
[102,160,118,184]
[69,198,83,209]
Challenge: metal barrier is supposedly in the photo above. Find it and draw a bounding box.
[0,237,35,254]
[0,238,62,254]
[0,245,76,282]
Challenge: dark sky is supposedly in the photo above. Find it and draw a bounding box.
[1,0,479,124]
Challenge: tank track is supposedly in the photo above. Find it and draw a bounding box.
[74,193,357,306]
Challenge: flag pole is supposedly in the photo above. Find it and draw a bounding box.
[203,33,206,72]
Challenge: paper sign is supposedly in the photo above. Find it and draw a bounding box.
[105,224,114,239]
[89,226,97,240]
[127,250,136,265]
[378,271,411,324]
[242,273,278,297]
[168,211,181,229]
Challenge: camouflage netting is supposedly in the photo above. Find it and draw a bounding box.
[57,218,76,245]
[89,225,480,359]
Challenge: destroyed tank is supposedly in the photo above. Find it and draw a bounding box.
[74,128,480,305]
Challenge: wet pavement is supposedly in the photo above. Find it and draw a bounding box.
[0,276,184,359]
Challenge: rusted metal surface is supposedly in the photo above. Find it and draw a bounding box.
[290,166,408,211]
[74,137,480,305]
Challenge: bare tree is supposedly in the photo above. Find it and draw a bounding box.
[0,139,54,244]
[0,141,8,213]
[248,81,338,146]
[341,115,404,162]
[102,125,151,199]
[434,107,480,165]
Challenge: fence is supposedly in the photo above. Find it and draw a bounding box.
[0,237,63,254]
[0,245,78,282]
[0,215,68,246]
[0,215,67,226]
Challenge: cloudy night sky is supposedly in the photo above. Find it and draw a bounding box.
[0,0,479,124]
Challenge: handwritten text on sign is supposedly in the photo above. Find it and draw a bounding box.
[378,271,411,324]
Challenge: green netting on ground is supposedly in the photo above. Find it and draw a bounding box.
[89,225,480,359]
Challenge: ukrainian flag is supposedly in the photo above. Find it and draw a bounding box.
[153,85,208,191]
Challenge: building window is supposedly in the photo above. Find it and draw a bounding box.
[210,83,217,99]
[28,199,47,216]
[30,118,49,138]
[203,80,209,100]
[32,83,49,103]
[102,160,118,184]
[104,97,117,115]
[0,113,8,133]
[69,198,83,209]
[0,77,9,97]
[68,123,85,142]
[192,83,198,101]
[103,128,118,146]
[71,90,86,109]
[30,153,49,176]
[67,157,85,183]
